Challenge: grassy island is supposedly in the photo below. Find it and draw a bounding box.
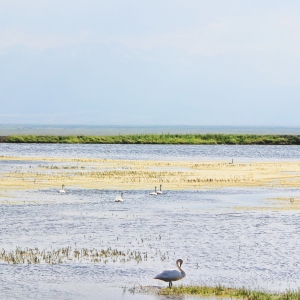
[0,134,300,144]
[158,285,300,300]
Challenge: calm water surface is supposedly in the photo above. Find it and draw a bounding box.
[1,144,300,299]
[1,143,300,161]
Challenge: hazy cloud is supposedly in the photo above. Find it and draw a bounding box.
[0,0,300,125]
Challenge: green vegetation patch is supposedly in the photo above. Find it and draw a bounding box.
[158,285,300,300]
[1,134,300,144]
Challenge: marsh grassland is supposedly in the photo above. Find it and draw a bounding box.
[2,133,300,144]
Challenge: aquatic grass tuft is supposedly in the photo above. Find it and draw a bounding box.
[0,247,148,265]
[158,285,300,300]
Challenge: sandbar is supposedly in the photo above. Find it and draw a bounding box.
[1,156,300,192]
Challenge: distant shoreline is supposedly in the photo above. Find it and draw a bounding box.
[1,124,300,136]
[1,134,300,145]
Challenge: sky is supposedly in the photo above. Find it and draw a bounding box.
[0,0,300,126]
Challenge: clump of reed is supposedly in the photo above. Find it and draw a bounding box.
[0,246,147,265]
[158,284,300,300]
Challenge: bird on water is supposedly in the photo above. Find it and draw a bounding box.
[115,192,123,202]
[156,184,163,195]
[154,259,186,288]
[149,186,157,196]
[59,184,65,194]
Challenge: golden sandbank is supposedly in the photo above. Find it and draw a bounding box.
[1,156,300,192]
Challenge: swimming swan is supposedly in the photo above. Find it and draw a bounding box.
[156,184,163,195]
[115,192,123,202]
[149,186,157,196]
[59,184,66,194]
[154,259,186,287]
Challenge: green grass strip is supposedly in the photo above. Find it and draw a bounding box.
[158,285,300,300]
[1,134,300,144]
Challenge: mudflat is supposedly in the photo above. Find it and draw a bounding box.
[1,155,300,192]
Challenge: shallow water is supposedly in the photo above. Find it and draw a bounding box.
[1,145,300,299]
[1,187,300,299]
[1,143,300,161]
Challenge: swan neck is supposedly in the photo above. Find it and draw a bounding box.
[176,261,184,274]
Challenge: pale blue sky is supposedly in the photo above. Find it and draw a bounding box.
[0,1,300,125]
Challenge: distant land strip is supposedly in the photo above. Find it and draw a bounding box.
[0,134,300,144]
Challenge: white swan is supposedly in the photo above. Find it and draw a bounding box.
[156,184,162,195]
[154,259,186,288]
[59,184,66,194]
[149,186,157,196]
[115,192,123,202]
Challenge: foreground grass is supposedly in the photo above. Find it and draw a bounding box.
[1,134,300,144]
[158,285,300,299]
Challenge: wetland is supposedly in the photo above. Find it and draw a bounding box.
[1,143,300,299]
